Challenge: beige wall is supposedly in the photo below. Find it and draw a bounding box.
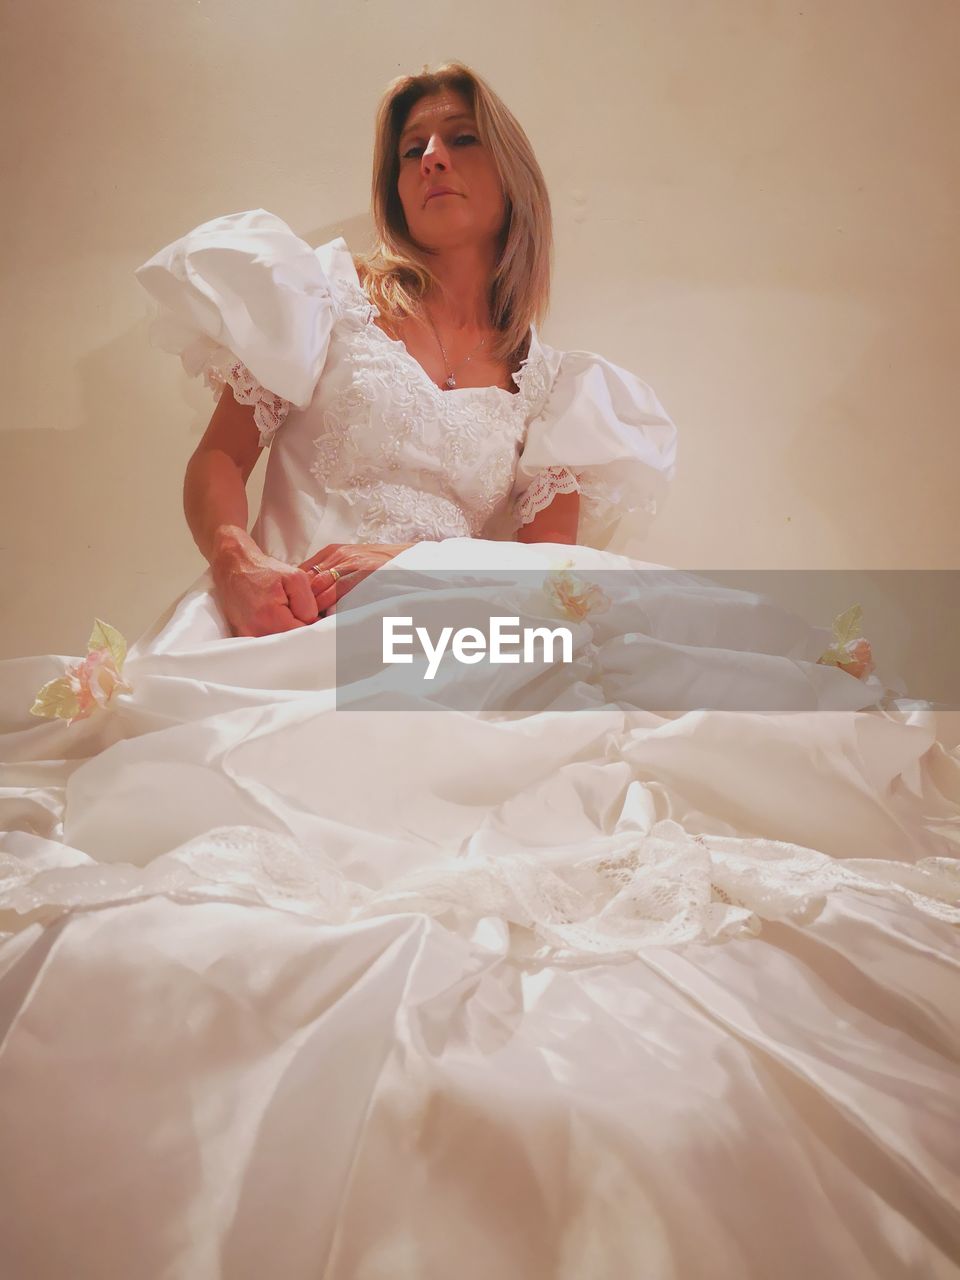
[1,1,957,661]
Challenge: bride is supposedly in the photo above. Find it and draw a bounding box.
[1,60,959,1280]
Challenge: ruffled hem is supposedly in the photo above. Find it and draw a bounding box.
[514,465,661,542]
[515,465,582,526]
[3,821,957,960]
[578,471,663,549]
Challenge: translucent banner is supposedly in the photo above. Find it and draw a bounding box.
[325,567,959,713]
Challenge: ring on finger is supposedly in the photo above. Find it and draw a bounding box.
[309,564,342,582]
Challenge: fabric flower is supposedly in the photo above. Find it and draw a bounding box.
[30,619,132,725]
[544,569,612,622]
[816,604,876,680]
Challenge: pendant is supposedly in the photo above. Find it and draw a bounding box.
[445,375,457,388]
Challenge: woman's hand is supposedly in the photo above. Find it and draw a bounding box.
[211,538,320,638]
[298,542,417,614]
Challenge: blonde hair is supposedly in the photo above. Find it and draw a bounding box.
[352,61,553,369]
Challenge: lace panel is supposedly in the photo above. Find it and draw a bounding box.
[306,275,553,543]
[337,481,473,543]
[202,352,293,449]
[329,274,553,421]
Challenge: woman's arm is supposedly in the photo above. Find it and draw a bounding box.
[183,390,265,564]
[183,391,318,635]
[516,490,580,545]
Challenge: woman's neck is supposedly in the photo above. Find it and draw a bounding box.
[421,242,497,330]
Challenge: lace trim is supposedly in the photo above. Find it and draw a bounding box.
[202,354,293,449]
[332,274,552,419]
[515,466,660,533]
[3,821,958,958]
[515,465,582,526]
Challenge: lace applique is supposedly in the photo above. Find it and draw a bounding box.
[307,275,554,543]
[202,353,293,449]
[329,274,553,418]
[340,481,473,543]
[4,820,958,958]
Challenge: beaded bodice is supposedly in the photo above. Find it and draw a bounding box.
[205,271,555,550]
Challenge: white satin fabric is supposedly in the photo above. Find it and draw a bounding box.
[1,535,959,1278]
[0,206,958,1276]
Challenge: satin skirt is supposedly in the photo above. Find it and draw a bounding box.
[1,537,958,1278]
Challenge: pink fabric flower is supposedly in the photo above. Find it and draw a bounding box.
[64,647,131,719]
[545,570,612,622]
[833,637,875,680]
[30,619,132,725]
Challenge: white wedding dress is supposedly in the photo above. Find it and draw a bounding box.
[1,209,958,1279]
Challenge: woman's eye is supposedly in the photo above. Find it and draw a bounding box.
[402,135,477,159]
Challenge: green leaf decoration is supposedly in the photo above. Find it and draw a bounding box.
[831,604,863,648]
[817,603,871,668]
[88,618,127,669]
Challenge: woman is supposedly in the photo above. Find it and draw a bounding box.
[1,62,958,1280]
[138,66,676,647]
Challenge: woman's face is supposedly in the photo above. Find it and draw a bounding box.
[396,89,506,252]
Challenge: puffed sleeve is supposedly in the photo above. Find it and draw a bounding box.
[510,349,678,549]
[134,208,343,447]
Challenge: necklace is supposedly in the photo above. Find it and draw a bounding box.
[423,306,489,389]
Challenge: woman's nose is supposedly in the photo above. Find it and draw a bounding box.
[420,135,450,171]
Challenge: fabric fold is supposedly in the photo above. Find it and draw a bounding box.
[134,208,341,417]
[510,349,679,548]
